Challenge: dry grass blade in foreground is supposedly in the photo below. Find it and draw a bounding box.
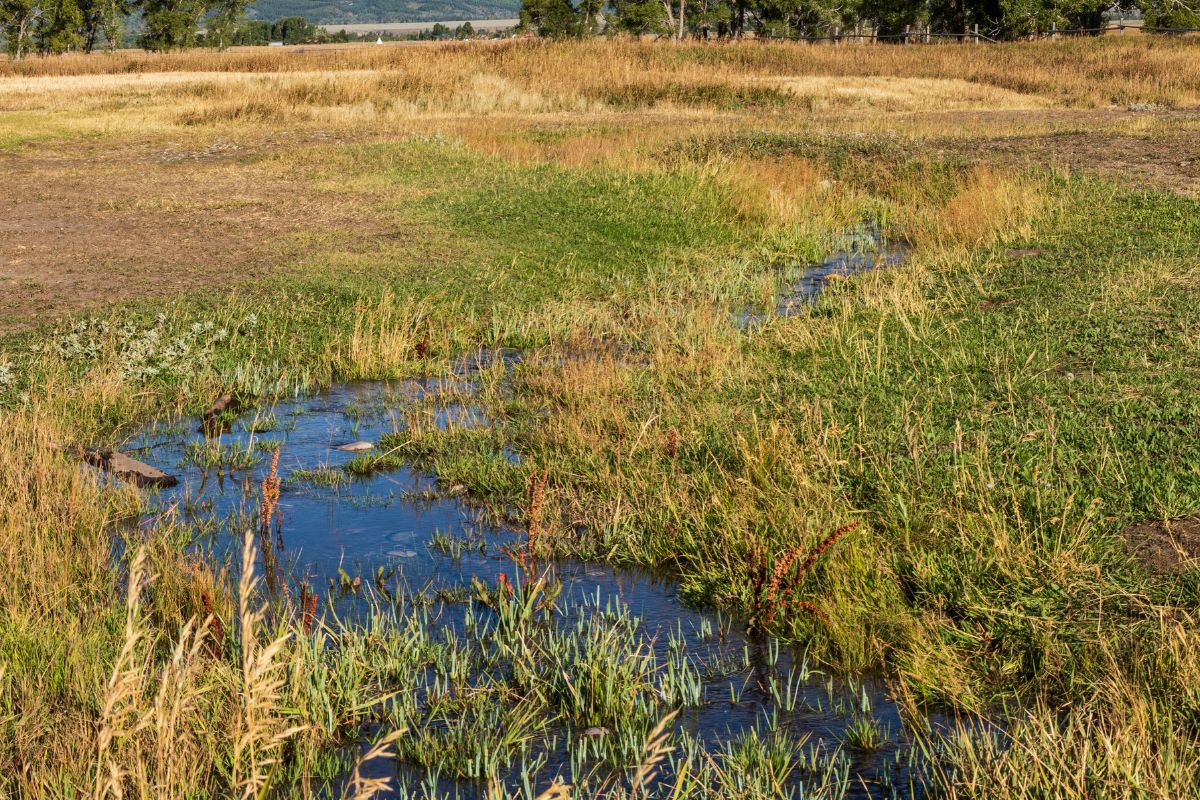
[342,729,405,800]
[232,528,304,798]
[91,546,215,798]
[92,548,152,800]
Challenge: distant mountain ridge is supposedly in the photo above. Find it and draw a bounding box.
[247,0,521,24]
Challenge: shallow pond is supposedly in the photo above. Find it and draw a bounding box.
[123,367,948,798]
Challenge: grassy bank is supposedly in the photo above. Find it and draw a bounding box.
[1,38,1199,799]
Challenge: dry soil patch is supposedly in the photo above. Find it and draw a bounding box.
[1123,516,1200,574]
[0,135,383,333]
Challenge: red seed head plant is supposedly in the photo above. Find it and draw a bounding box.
[257,448,284,597]
[792,521,860,586]
[750,521,860,633]
[415,330,430,361]
[299,583,318,635]
[517,467,550,575]
[199,582,225,654]
[259,447,282,535]
[748,541,773,629]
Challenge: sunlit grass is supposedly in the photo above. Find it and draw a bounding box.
[1,36,1199,800]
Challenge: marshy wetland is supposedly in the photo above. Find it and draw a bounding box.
[128,373,948,798]
[2,37,1200,800]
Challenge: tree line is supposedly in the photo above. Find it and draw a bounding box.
[3,0,1195,60]
[0,1,370,57]
[0,0,495,57]
[0,0,259,56]
[520,0,1199,39]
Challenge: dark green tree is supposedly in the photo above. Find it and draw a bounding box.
[610,0,668,34]
[856,0,925,36]
[689,0,733,37]
[206,0,248,48]
[752,0,844,36]
[94,0,131,49]
[139,0,207,49]
[269,15,314,43]
[0,0,42,56]
[925,0,999,35]
[519,0,582,36]
[230,17,269,43]
[1142,0,1200,27]
[995,0,1094,35]
[576,0,604,33]
[79,0,105,50]
[35,0,83,52]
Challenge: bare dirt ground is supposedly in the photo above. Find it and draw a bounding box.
[1,106,1197,338]
[0,133,383,334]
[1123,517,1200,574]
[951,109,1200,195]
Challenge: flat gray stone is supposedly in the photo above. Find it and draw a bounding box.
[75,446,177,488]
[336,441,374,453]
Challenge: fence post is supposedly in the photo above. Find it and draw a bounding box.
[1051,22,1058,40]
[973,23,979,43]
[904,24,910,44]
[833,26,839,45]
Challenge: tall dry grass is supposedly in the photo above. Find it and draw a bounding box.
[0,386,309,797]
[232,528,304,798]
[904,165,1049,250]
[340,730,404,800]
[89,545,219,798]
[85,527,301,799]
[335,292,437,378]
[2,38,1198,108]
[923,623,1200,799]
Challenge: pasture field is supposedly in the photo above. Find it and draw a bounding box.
[2,38,1200,799]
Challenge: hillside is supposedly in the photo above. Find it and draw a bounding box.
[247,0,521,24]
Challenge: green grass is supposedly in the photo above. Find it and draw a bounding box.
[291,138,756,311]
[288,465,350,488]
[318,159,1200,734]
[436,175,1200,706]
[4,121,1200,798]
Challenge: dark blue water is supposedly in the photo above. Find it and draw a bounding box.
[122,369,947,799]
